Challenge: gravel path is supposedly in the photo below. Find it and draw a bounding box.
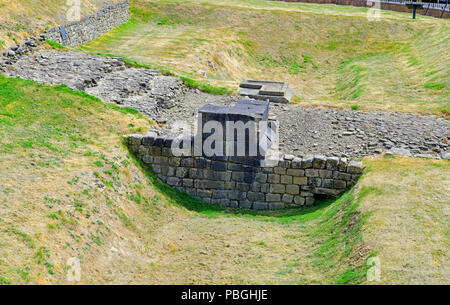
[3,50,449,159]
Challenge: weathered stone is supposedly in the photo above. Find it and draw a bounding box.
[247,192,265,202]
[334,171,352,181]
[232,171,245,182]
[305,169,319,177]
[255,173,268,183]
[318,169,333,178]
[280,175,293,184]
[253,202,268,210]
[301,156,313,169]
[266,193,281,202]
[291,158,302,169]
[313,155,327,169]
[326,157,339,170]
[286,168,304,177]
[294,196,305,205]
[269,184,285,194]
[333,180,346,189]
[269,202,285,210]
[211,161,227,171]
[282,194,293,203]
[166,177,180,186]
[274,167,286,175]
[183,179,194,187]
[267,174,280,183]
[347,160,363,174]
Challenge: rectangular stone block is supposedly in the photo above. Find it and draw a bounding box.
[280,175,293,184]
[166,177,180,186]
[247,192,265,202]
[266,193,281,202]
[291,158,302,169]
[309,177,322,187]
[305,169,319,177]
[269,202,285,210]
[253,202,268,210]
[240,200,253,209]
[195,158,207,168]
[232,171,245,182]
[334,171,352,181]
[168,157,181,167]
[211,161,228,171]
[181,158,194,167]
[333,180,347,189]
[347,160,363,174]
[282,194,293,203]
[250,182,261,192]
[294,196,305,205]
[176,167,189,178]
[236,183,250,192]
[326,157,339,170]
[313,155,327,169]
[267,174,280,183]
[293,176,308,185]
[319,169,333,178]
[274,167,286,175]
[255,173,268,183]
[322,178,334,188]
[183,178,193,187]
[301,156,313,169]
[216,171,232,181]
[260,183,270,193]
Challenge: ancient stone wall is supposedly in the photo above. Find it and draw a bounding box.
[281,0,450,18]
[126,133,363,210]
[45,0,130,47]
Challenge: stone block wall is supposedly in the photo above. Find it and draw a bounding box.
[45,0,130,47]
[126,133,364,210]
[280,0,450,18]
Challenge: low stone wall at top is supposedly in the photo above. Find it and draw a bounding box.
[45,0,130,47]
[126,133,364,210]
[280,0,450,18]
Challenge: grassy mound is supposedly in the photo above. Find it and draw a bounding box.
[77,0,450,115]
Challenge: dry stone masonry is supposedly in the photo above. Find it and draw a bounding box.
[127,133,363,210]
[239,80,294,104]
[45,0,130,47]
[126,99,364,210]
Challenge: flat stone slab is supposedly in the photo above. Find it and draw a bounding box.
[239,80,294,104]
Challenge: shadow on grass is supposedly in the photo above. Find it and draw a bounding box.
[130,150,337,224]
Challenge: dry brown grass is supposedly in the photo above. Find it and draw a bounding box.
[357,156,450,284]
[0,0,120,47]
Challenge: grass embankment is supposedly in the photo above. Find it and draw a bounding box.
[1,75,449,284]
[80,0,449,115]
[0,0,122,48]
